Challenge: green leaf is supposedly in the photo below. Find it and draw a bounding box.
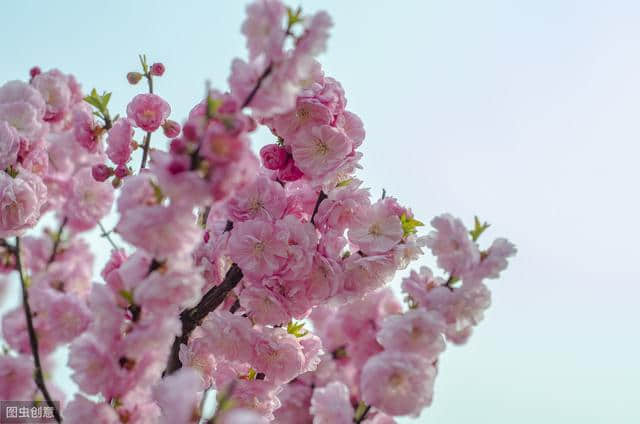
[83,94,103,111]
[119,290,134,304]
[400,213,424,237]
[148,179,165,204]
[246,368,257,381]
[354,401,369,422]
[287,6,303,26]
[207,97,222,118]
[102,92,112,108]
[469,216,490,242]
[286,321,309,338]
[336,178,352,188]
[6,165,19,178]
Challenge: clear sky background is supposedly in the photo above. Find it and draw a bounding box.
[2,1,639,423]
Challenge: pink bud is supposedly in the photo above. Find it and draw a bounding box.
[170,138,187,155]
[182,121,200,141]
[91,164,113,182]
[260,144,289,170]
[29,66,42,79]
[162,120,181,138]
[127,72,143,85]
[114,164,129,179]
[168,157,189,175]
[150,63,165,77]
[278,159,304,182]
[203,231,210,243]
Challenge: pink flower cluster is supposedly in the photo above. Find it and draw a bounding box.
[0,1,516,423]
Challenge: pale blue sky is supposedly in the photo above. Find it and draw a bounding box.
[2,1,639,422]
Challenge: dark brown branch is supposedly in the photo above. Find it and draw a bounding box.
[139,131,152,171]
[15,238,62,423]
[47,217,68,265]
[164,264,243,376]
[241,64,273,109]
[310,191,327,225]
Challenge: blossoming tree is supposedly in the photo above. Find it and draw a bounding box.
[0,1,516,423]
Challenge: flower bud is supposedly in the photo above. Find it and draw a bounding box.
[168,157,189,175]
[277,159,303,182]
[91,164,113,182]
[114,164,129,179]
[127,72,143,85]
[29,66,42,79]
[162,120,181,138]
[150,62,165,77]
[170,138,187,155]
[260,144,289,170]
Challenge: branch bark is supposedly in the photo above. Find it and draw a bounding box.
[164,264,243,376]
[15,238,62,423]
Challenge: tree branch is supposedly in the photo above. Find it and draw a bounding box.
[98,221,119,250]
[15,238,62,423]
[139,131,152,171]
[310,191,327,225]
[164,264,243,376]
[47,216,68,265]
[241,64,273,109]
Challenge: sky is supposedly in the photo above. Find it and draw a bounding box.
[2,0,640,422]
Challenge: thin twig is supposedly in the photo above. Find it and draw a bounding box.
[47,217,68,265]
[164,264,244,376]
[98,221,119,250]
[15,238,62,423]
[139,131,152,171]
[241,64,273,109]
[310,191,328,225]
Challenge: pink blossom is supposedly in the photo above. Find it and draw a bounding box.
[273,381,313,423]
[416,282,492,345]
[241,0,287,60]
[337,110,365,148]
[106,117,134,165]
[135,257,204,311]
[32,69,72,122]
[228,219,289,278]
[276,215,317,280]
[116,173,157,212]
[72,107,101,152]
[259,143,289,170]
[426,213,480,275]
[348,201,403,255]
[377,309,445,359]
[0,101,45,140]
[152,368,202,424]
[466,237,517,280]
[226,378,282,419]
[252,327,305,384]
[401,266,445,308]
[227,176,287,221]
[117,204,201,257]
[0,80,46,117]
[290,125,351,179]
[0,120,20,170]
[219,409,269,424]
[126,93,171,132]
[296,11,333,58]
[48,293,92,344]
[150,150,212,206]
[64,166,114,231]
[315,179,371,232]
[69,334,118,396]
[239,286,290,325]
[178,339,217,386]
[0,169,47,237]
[0,355,35,400]
[304,253,343,304]
[200,128,247,165]
[63,395,119,424]
[361,351,436,417]
[273,98,332,140]
[310,381,354,424]
[150,62,166,77]
[199,311,254,363]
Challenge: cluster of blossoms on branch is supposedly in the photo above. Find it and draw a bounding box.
[0,1,516,423]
